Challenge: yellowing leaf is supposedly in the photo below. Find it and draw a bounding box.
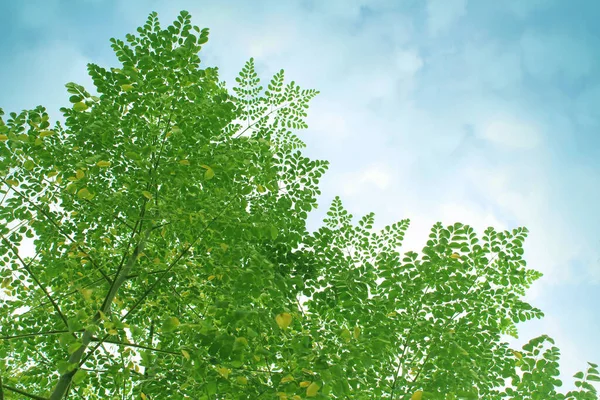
[280,375,295,383]
[208,275,216,281]
[353,326,361,339]
[204,168,215,180]
[39,130,54,138]
[76,170,85,180]
[450,253,461,260]
[236,376,248,385]
[411,390,423,400]
[6,179,18,186]
[77,188,93,200]
[73,102,88,112]
[140,393,147,400]
[121,84,134,91]
[306,382,320,397]
[257,184,266,193]
[142,191,153,200]
[97,160,111,167]
[512,350,523,360]
[299,381,311,388]
[108,329,118,335]
[340,328,351,342]
[275,312,292,329]
[181,349,190,360]
[23,160,35,171]
[217,367,231,379]
[81,289,93,301]
[292,396,301,400]
[179,159,190,165]
[0,134,8,141]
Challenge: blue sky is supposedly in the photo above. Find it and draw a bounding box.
[1,0,599,389]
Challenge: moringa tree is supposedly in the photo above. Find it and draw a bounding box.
[0,11,597,400]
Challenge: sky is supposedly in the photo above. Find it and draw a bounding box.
[1,0,599,390]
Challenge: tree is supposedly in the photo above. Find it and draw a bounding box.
[0,11,597,400]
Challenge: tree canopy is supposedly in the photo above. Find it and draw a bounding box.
[0,11,598,400]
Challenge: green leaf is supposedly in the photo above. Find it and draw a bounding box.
[0,11,591,400]
[270,226,278,240]
[162,317,180,333]
[68,341,83,354]
[72,369,87,384]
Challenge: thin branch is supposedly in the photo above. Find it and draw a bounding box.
[2,385,48,400]
[0,236,70,331]
[48,226,152,400]
[0,177,111,283]
[122,201,234,322]
[49,112,173,400]
[0,330,72,341]
[78,202,231,367]
[22,275,110,317]
[91,337,180,356]
[168,282,204,320]
[233,102,289,139]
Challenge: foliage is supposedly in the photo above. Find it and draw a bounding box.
[0,11,597,400]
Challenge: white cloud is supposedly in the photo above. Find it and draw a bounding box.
[480,117,542,149]
[1,41,93,114]
[394,49,424,76]
[520,30,595,81]
[506,0,558,19]
[341,164,393,196]
[4,0,599,387]
[574,84,600,129]
[426,0,468,36]
[462,42,523,91]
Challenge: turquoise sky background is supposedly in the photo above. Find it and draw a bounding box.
[1,0,599,390]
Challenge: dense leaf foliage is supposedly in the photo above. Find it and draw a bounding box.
[0,11,597,400]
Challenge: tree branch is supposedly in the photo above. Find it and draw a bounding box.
[2,385,48,400]
[0,178,111,283]
[0,236,71,331]
[0,330,72,341]
[48,228,152,400]
[91,337,180,356]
